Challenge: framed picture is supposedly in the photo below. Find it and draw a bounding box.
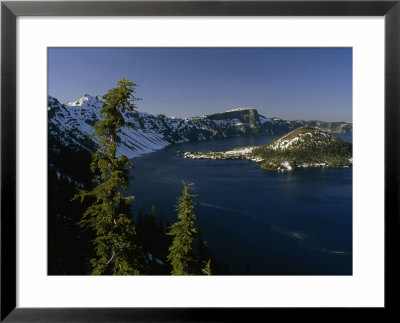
[1,0,399,321]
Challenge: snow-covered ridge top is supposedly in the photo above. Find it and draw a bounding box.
[65,94,102,107]
[277,127,331,140]
[268,127,334,151]
[284,129,333,150]
[53,95,261,124]
[224,107,255,113]
[48,94,352,161]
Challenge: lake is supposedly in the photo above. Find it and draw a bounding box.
[129,134,352,275]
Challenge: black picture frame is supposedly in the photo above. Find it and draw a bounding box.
[1,0,399,321]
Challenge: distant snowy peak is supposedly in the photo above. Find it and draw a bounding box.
[65,94,102,108]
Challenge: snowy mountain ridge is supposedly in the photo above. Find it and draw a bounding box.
[48,94,352,159]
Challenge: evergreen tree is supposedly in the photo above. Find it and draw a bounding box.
[74,78,142,275]
[167,181,199,275]
[202,259,212,276]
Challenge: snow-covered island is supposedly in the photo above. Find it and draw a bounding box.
[182,127,353,172]
[183,148,299,172]
[183,147,264,162]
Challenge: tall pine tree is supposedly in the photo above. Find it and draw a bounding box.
[167,181,199,275]
[74,78,142,275]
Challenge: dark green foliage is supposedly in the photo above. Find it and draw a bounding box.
[135,208,172,275]
[202,259,212,276]
[196,230,230,275]
[164,182,232,275]
[74,78,143,275]
[167,181,200,275]
[252,127,352,170]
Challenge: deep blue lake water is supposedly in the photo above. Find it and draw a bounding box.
[129,134,352,275]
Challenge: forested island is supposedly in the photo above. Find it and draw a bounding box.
[183,127,352,172]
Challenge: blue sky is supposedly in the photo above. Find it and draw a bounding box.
[48,48,352,122]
